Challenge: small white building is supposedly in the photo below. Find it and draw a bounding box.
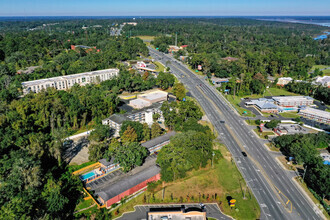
[102,103,164,137]
[276,77,293,86]
[314,76,330,88]
[129,99,152,109]
[299,107,330,124]
[137,90,168,104]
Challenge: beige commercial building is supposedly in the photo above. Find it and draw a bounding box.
[138,90,168,104]
[21,68,119,95]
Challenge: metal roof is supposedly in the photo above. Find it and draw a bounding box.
[96,161,160,202]
[142,131,176,149]
[103,114,130,125]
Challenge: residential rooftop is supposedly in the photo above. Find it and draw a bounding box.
[141,131,176,149]
[21,68,119,87]
[95,155,160,202]
[272,96,313,102]
[299,107,330,119]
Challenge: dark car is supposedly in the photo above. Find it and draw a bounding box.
[242,152,247,157]
[220,121,225,123]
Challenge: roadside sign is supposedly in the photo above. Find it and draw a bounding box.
[198,65,202,70]
[230,199,236,207]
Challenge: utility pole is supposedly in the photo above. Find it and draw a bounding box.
[303,165,308,181]
[212,151,215,168]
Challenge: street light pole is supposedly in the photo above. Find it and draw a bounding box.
[303,165,308,181]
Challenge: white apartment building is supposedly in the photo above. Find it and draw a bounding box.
[21,68,119,95]
[102,103,163,137]
[299,107,330,124]
[272,96,314,107]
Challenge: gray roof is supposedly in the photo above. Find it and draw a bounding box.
[96,163,160,201]
[142,131,176,149]
[104,114,130,125]
[99,158,116,166]
[257,102,278,109]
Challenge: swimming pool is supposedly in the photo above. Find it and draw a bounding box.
[282,107,296,111]
[80,171,96,181]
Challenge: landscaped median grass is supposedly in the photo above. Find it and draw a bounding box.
[154,61,165,72]
[253,129,275,139]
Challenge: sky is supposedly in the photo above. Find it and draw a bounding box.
[0,0,330,17]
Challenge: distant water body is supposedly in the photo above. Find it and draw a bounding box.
[255,17,330,27]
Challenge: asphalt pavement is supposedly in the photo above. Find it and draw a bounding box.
[148,47,324,220]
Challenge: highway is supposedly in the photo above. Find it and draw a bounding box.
[148,47,323,220]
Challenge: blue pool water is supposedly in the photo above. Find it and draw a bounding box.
[283,107,295,111]
[80,171,96,180]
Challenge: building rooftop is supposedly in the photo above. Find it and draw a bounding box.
[103,114,130,125]
[99,158,116,167]
[139,91,168,102]
[221,56,239,61]
[273,96,313,102]
[142,131,176,150]
[21,68,119,87]
[299,107,330,119]
[246,100,278,109]
[129,98,152,109]
[147,205,206,220]
[96,157,160,202]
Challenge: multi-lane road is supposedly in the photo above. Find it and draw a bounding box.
[148,47,324,220]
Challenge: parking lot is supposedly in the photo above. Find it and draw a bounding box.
[116,203,232,220]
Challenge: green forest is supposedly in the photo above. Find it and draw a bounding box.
[125,18,329,98]
[0,18,157,219]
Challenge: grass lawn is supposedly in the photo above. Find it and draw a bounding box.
[74,204,98,218]
[75,199,94,211]
[310,65,330,76]
[253,129,274,139]
[224,95,255,117]
[279,112,299,119]
[69,161,96,172]
[264,88,299,97]
[245,119,259,126]
[154,61,165,72]
[265,143,280,152]
[135,35,155,41]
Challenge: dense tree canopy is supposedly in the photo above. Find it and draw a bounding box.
[111,142,149,172]
[156,131,213,182]
[273,133,329,202]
